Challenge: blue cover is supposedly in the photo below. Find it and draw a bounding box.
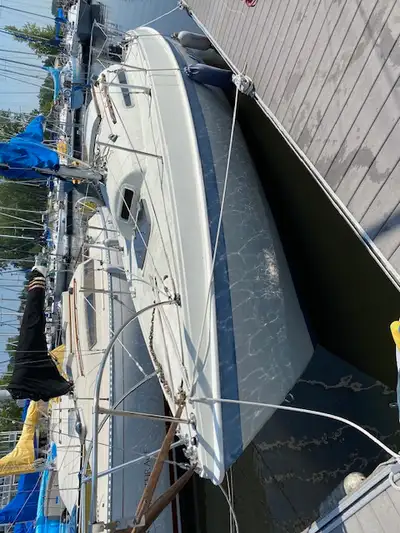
[21,400,31,422]
[14,116,47,144]
[0,473,41,524]
[15,523,35,533]
[42,67,62,103]
[70,88,84,110]
[35,444,64,533]
[55,8,67,40]
[56,8,67,24]
[184,63,233,89]
[0,400,40,525]
[0,116,59,181]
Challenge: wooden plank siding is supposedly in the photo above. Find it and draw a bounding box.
[188,0,400,273]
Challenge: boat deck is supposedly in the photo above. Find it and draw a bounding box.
[187,0,400,277]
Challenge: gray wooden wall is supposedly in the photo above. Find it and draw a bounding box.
[189,0,400,273]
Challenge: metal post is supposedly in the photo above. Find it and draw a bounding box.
[84,441,184,482]
[97,141,162,160]
[83,244,122,252]
[97,407,189,424]
[80,288,130,295]
[104,81,151,95]
[87,226,119,233]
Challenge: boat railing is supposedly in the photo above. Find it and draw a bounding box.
[85,20,124,108]
[74,205,182,533]
[79,299,179,533]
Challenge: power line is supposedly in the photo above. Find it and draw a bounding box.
[0,5,54,21]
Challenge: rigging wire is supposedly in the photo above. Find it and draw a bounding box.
[5,472,43,533]
[141,6,180,27]
[190,396,400,462]
[189,84,240,396]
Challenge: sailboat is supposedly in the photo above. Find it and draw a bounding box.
[51,206,179,533]
[85,24,314,489]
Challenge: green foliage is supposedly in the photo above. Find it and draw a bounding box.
[0,110,48,268]
[0,337,22,432]
[0,110,33,141]
[0,181,48,269]
[0,400,22,433]
[5,336,18,368]
[5,23,60,58]
[39,74,54,115]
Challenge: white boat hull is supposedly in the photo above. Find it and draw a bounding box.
[98,27,314,484]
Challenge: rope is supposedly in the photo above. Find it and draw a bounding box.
[190,397,400,461]
[218,482,239,533]
[142,6,180,27]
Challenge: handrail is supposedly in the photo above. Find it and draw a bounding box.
[88,299,177,533]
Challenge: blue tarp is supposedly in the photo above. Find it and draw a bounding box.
[55,8,67,41]
[35,444,68,533]
[15,523,35,533]
[21,400,31,421]
[0,400,40,525]
[56,8,67,24]
[0,472,41,524]
[0,115,59,181]
[42,67,62,103]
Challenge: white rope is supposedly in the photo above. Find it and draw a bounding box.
[190,397,400,461]
[218,482,240,533]
[226,468,235,533]
[189,85,240,396]
[141,7,180,28]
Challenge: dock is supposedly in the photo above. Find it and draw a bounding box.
[185,0,400,279]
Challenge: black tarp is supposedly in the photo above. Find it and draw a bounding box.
[7,270,73,401]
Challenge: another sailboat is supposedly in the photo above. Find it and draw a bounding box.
[52,207,179,533]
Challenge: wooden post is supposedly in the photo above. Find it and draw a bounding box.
[132,404,184,531]
[136,468,195,532]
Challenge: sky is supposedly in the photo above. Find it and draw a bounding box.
[0,0,53,364]
[0,0,53,112]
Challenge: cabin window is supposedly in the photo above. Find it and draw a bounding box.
[134,200,151,269]
[83,260,97,348]
[120,188,135,220]
[117,70,133,107]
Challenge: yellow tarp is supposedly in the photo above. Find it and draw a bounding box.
[0,402,40,476]
[391,321,400,349]
[50,345,68,404]
[50,344,66,371]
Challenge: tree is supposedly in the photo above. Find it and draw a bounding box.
[5,23,59,58]
[0,400,22,433]
[39,74,54,115]
[0,109,37,141]
[0,182,48,269]
[0,111,48,268]
[0,336,22,432]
